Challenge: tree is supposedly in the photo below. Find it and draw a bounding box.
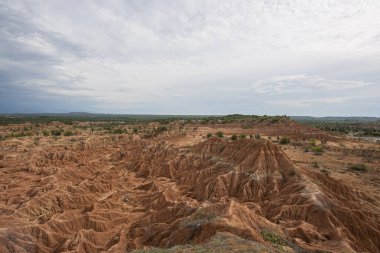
[231,134,238,140]
[280,137,290,144]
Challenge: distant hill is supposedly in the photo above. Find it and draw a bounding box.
[290,116,380,122]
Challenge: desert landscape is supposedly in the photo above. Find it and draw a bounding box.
[0,115,379,253]
[2,0,380,252]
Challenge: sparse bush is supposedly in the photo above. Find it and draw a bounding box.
[182,209,217,229]
[207,133,212,138]
[157,126,167,132]
[255,134,261,140]
[50,129,62,136]
[239,134,246,139]
[311,146,324,155]
[348,163,368,172]
[321,168,329,175]
[33,137,40,146]
[216,131,224,138]
[270,117,280,123]
[280,137,290,144]
[13,132,25,138]
[231,134,238,140]
[133,128,139,134]
[309,138,316,147]
[260,229,287,247]
[113,128,124,134]
[64,131,74,136]
[42,130,49,136]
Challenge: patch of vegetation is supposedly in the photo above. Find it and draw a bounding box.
[112,128,125,134]
[294,118,380,137]
[0,114,210,126]
[260,229,287,247]
[239,134,246,139]
[131,232,275,253]
[191,210,216,221]
[279,137,290,144]
[254,134,261,140]
[216,131,224,138]
[348,163,368,172]
[270,117,280,123]
[182,209,217,229]
[33,137,40,146]
[309,138,316,147]
[231,134,238,140]
[50,129,62,136]
[320,168,330,175]
[63,131,74,136]
[132,249,170,253]
[207,133,212,138]
[157,126,167,133]
[311,146,324,155]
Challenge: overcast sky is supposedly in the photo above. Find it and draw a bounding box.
[1,0,379,116]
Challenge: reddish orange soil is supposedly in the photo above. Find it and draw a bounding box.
[0,120,379,252]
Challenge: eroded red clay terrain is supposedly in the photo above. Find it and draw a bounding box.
[0,117,379,252]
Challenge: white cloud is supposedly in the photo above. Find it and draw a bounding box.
[253,74,372,94]
[1,0,380,115]
[267,97,351,107]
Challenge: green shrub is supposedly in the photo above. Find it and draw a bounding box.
[113,128,124,134]
[349,163,368,172]
[13,132,25,138]
[309,139,316,147]
[280,137,290,144]
[260,229,287,247]
[64,131,74,136]
[42,130,49,136]
[311,146,324,155]
[133,128,139,134]
[207,133,212,138]
[239,134,246,139]
[216,131,224,138]
[33,137,40,145]
[182,209,217,228]
[50,129,62,136]
[231,134,238,140]
[157,126,167,132]
[255,134,261,140]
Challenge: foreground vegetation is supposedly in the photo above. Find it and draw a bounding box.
[293,117,380,137]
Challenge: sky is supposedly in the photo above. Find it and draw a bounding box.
[1,0,380,116]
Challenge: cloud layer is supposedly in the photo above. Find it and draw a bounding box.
[1,0,380,116]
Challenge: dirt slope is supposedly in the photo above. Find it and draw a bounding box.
[0,136,379,252]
